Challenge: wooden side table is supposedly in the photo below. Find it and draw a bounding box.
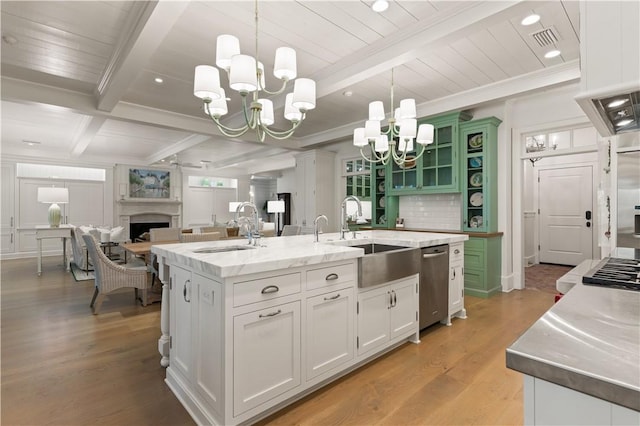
[35,225,72,276]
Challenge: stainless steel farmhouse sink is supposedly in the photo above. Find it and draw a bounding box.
[353,243,420,288]
[191,245,256,254]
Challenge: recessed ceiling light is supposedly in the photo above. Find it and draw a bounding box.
[521,14,540,26]
[372,0,389,13]
[544,49,561,58]
[343,90,353,97]
[607,99,628,108]
[154,77,164,84]
[616,119,634,127]
[22,140,41,146]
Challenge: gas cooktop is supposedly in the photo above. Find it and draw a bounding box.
[582,257,640,291]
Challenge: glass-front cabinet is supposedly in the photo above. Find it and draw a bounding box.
[460,117,501,232]
[388,111,471,195]
[344,159,371,200]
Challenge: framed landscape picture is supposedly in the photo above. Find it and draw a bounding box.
[129,169,170,199]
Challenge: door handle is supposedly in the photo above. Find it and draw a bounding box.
[586,222,591,228]
[183,279,191,303]
[585,210,592,220]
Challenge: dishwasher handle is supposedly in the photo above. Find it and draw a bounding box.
[422,251,447,259]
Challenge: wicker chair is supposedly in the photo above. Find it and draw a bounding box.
[83,234,150,314]
[150,227,181,242]
[180,232,221,242]
[200,226,228,238]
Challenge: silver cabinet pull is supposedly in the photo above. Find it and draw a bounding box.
[183,279,191,303]
[392,290,397,307]
[423,252,447,259]
[454,249,460,254]
[261,285,279,294]
[387,291,392,309]
[259,309,281,318]
[324,293,340,301]
[325,273,339,281]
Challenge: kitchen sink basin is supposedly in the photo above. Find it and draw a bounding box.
[354,243,420,288]
[192,245,255,254]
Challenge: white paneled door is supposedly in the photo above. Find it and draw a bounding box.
[538,166,593,266]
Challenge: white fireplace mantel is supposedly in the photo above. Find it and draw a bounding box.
[117,199,182,239]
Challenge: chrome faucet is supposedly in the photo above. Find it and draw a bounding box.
[340,195,362,240]
[314,214,328,243]
[235,202,261,246]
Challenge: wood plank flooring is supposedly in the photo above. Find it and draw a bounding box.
[1,257,558,425]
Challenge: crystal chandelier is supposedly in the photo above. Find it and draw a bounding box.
[193,0,315,142]
[353,69,434,166]
[525,134,557,165]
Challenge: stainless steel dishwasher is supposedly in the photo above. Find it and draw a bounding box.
[420,245,449,329]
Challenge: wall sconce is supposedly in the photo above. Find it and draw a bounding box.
[37,187,69,227]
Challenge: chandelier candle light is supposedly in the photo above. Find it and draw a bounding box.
[353,69,434,166]
[193,0,315,142]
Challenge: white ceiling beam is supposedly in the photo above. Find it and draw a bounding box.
[70,116,107,157]
[96,1,190,112]
[209,146,290,169]
[146,134,212,165]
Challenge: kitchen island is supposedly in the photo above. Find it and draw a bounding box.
[152,230,467,425]
[506,271,640,425]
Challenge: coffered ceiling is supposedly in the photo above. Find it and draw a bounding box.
[1,1,580,174]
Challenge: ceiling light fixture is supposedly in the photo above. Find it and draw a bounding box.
[372,0,389,13]
[607,98,628,108]
[154,77,164,84]
[544,49,561,58]
[615,119,634,127]
[521,14,540,26]
[193,0,315,142]
[353,68,434,166]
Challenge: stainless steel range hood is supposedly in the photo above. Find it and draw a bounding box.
[575,83,640,137]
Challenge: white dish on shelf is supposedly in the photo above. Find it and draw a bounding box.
[379,196,385,208]
[378,181,385,192]
[470,192,483,207]
[469,215,483,228]
[377,168,385,177]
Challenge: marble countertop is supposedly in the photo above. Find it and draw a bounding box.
[151,230,468,278]
[506,281,640,411]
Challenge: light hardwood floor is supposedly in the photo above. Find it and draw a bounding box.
[1,256,556,426]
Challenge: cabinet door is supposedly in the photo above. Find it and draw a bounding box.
[182,186,215,227]
[171,265,195,380]
[233,300,301,416]
[194,274,223,414]
[357,285,391,356]
[449,263,464,315]
[419,120,458,193]
[1,164,15,253]
[306,287,355,380]
[389,277,418,340]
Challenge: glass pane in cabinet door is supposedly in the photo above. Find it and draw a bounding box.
[468,155,483,171]
[423,169,436,187]
[423,150,436,167]
[346,176,353,196]
[438,146,452,166]
[404,172,417,189]
[438,167,452,186]
[345,160,353,174]
[437,127,452,145]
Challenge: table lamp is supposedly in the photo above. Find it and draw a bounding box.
[267,200,285,236]
[37,187,69,227]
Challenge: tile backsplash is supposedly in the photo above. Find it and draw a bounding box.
[399,194,462,231]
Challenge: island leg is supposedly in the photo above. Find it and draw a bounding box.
[158,260,170,367]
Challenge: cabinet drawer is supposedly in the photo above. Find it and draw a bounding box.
[306,262,355,291]
[233,272,301,307]
[449,243,464,263]
[464,238,485,251]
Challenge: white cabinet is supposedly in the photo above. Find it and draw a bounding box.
[1,164,15,254]
[233,300,301,416]
[182,184,237,228]
[170,264,224,417]
[524,375,640,425]
[357,275,419,357]
[294,150,335,233]
[170,265,196,380]
[446,242,467,325]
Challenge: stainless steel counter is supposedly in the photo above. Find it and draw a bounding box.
[506,281,640,411]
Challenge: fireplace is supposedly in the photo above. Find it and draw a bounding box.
[130,222,169,242]
[117,199,181,241]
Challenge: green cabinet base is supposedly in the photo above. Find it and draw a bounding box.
[464,236,502,298]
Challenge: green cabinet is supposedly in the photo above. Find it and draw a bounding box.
[388,111,471,195]
[460,117,501,233]
[464,236,502,298]
[344,159,371,200]
[371,163,398,228]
